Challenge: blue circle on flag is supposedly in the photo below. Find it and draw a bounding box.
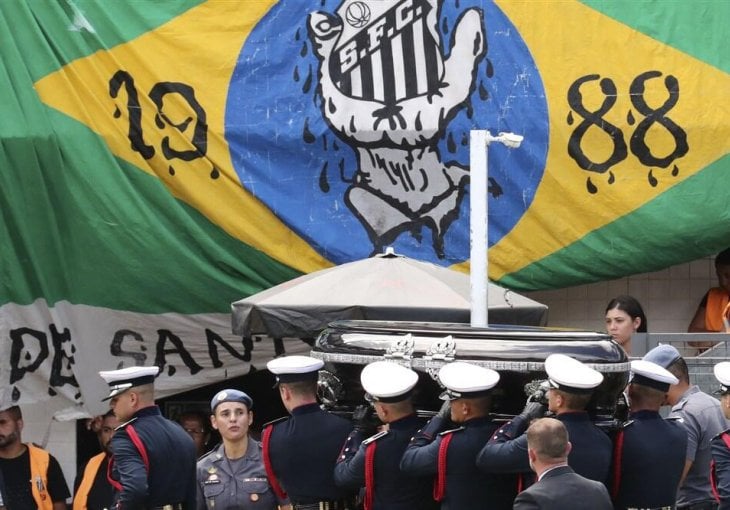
[226,0,547,267]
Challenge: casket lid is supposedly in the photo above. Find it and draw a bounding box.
[312,320,628,373]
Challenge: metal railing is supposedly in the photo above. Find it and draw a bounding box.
[632,332,730,394]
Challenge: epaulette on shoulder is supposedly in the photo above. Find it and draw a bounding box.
[667,416,684,423]
[621,419,635,429]
[262,416,289,429]
[439,426,465,436]
[115,417,138,431]
[362,430,389,446]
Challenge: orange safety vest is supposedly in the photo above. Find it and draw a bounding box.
[27,443,53,510]
[73,453,106,510]
[706,287,730,332]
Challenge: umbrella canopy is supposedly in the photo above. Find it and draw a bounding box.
[231,250,547,338]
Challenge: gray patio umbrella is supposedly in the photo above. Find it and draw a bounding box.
[231,250,548,338]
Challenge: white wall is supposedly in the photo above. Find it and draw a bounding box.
[524,256,716,333]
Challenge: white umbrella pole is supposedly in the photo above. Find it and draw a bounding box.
[469,130,524,328]
[470,130,488,328]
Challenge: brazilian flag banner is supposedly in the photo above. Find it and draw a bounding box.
[1,0,728,415]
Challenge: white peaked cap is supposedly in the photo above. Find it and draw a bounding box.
[438,361,500,400]
[545,354,603,393]
[360,361,418,402]
[98,366,160,401]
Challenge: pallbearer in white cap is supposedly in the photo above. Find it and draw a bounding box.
[266,355,324,385]
[96,365,197,510]
[710,362,730,504]
[334,361,436,509]
[477,353,612,485]
[544,353,603,394]
[401,362,516,509]
[261,356,353,508]
[611,359,687,509]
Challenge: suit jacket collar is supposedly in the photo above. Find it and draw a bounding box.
[538,464,573,481]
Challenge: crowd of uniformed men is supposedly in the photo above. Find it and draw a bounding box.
[2,344,730,510]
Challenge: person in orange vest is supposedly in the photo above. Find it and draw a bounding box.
[689,248,730,333]
[73,411,119,510]
[0,405,70,510]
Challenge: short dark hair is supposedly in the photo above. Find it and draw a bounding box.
[556,390,592,410]
[605,295,648,333]
[716,248,730,267]
[628,381,666,409]
[179,410,211,433]
[282,379,318,398]
[466,394,493,415]
[2,406,22,421]
[666,357,690,384]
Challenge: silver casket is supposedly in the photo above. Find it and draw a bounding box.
[311,320,630,428]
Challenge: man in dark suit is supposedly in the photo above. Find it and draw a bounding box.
[513,418,612,510]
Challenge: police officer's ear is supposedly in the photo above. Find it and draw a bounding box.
[209,414,218,431]
[280,385,292,402]
[127,390,139,407]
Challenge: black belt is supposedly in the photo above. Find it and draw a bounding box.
[292,501,347,510]
[149,504,184,510]
[677,502,719,510]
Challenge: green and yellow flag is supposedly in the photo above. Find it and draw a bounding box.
[0,0,727,413]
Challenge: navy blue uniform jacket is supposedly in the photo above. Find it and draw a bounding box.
[400,415,516,510]
[267,403,352,504]
[477,411,612,485]
[110,406,197,510]
[611,410,687,510]
[334,414,437,510]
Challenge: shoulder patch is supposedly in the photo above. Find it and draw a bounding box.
[439,426,465,436]
[362,430,389,446]
[115,417,138,430]
[262,416,289,429]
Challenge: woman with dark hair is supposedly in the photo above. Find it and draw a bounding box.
[605,295,647,355]
[196,389,287,510]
